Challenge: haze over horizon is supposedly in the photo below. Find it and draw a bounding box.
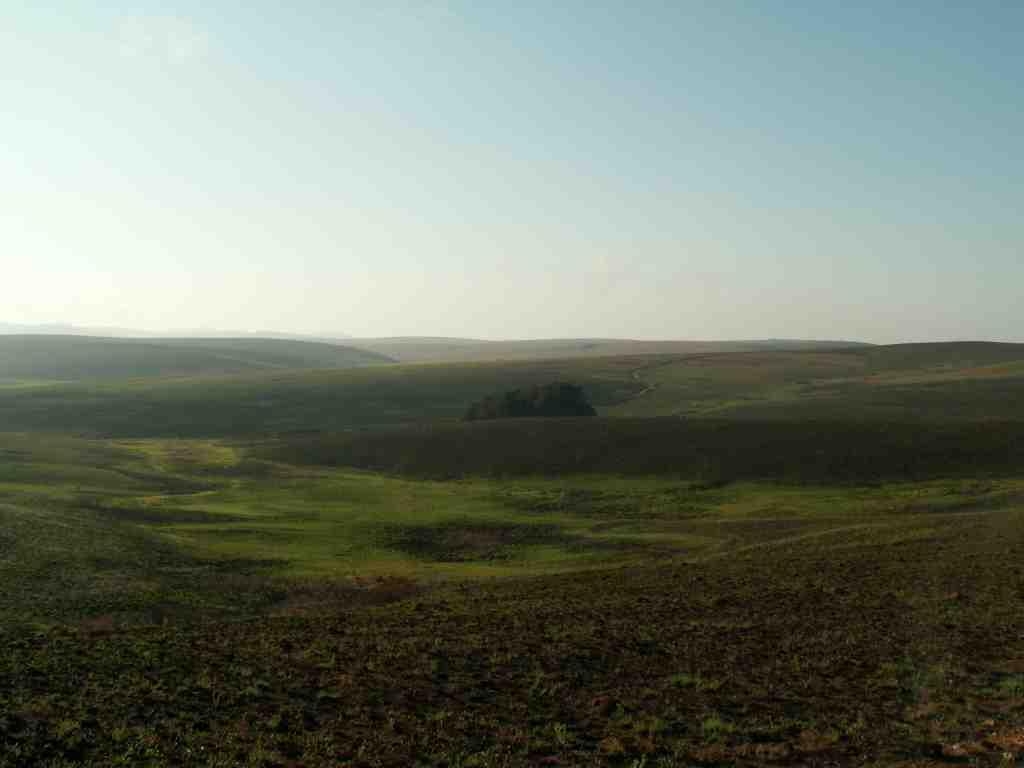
[0,319,873,345]
[5,2,1022,344]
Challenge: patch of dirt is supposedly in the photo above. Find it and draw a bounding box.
[274,576,424,616]
[5,479,1024,767]
[381,521,574,562]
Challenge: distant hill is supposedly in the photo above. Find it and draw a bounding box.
[860,341,1024,372]
[2,340,1022,438]
[0,336,392,383]
[608,340,1024,421]
[0,354,648,436]
[346,337,869,363]
[0,322,353,343]
[0,325,870,363]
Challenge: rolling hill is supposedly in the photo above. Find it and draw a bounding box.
[608,341,1024,421]
[0,355,649,436]
[346,336,868,363]
[3,339,1024,767]
[0,336,392,383]
[0,325,868,364]
[0,341,1022,438]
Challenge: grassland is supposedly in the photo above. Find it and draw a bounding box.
[0,355,652,437]
[259,418,1024,482]
[23,432,1008,624]
[346,337,865,364]
[2,340,1024,765]
[1,432,1023,765]
[0,335,391,384]
[607,342,1024,420]
[3,341,1023,439]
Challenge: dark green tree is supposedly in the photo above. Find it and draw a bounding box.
[464,382,597,421]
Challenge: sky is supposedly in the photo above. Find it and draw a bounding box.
[2,2,1021,343]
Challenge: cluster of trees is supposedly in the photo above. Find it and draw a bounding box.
[464,382,597,421]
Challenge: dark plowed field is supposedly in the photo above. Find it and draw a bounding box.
[3,505,1022,767]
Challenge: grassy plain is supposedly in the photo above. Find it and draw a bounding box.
[2,435,1024,765]
[2,340,1024,765]
[19,432,995,623]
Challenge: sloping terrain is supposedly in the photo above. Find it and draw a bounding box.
[3,342,1022,438]
[0,335,392,383]
[609,341,1024,420]
[347,337,866,363]
[0,356,650,437]
[2,472,1022,766]
[2,340,1024,765]
[262,418,1024,481]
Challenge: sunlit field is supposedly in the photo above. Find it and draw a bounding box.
[3,417,1024,765]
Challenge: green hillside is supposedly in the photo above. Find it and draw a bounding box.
[608,341,1024,420]
[2,432,1024,766]
[0,335,392,383]
[347,337,867,363]
[861,340,1024,371]
[1,341,1023,437]
[3,342,1024,766]
[0,355,648,437]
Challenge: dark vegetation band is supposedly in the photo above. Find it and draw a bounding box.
[258,418,1024,483]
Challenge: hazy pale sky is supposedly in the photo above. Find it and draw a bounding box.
[3,2,1021,342]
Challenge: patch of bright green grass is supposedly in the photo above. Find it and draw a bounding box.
[4,432,1024,628]
[997,675,1024,698]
